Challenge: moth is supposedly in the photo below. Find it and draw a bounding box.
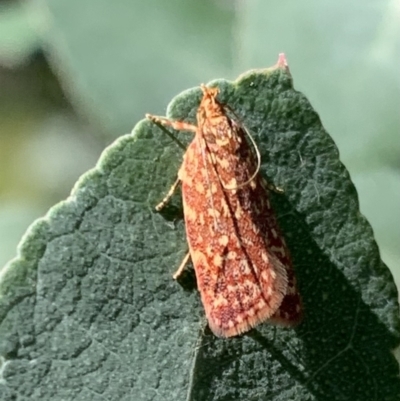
[147,85,302,337]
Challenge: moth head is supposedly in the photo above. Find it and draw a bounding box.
[197,85,224,126]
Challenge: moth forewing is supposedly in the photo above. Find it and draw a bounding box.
[148,84,302,337]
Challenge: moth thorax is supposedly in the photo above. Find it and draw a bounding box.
[197,90,223,114]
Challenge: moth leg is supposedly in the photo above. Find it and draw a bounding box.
[263,178,284,194]
[155,177,181,211]
[146,114,197,132]
[173,252,191,280]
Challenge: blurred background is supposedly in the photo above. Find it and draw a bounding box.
[0,0,399,291]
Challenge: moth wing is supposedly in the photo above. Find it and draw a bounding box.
[191,246,288,338]
[268,266,303,326]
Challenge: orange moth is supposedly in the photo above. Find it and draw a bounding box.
[147,85,302,337]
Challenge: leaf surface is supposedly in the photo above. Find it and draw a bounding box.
[0,62,399,401]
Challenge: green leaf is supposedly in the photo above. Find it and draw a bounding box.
[235,0,400,291]
[0,64,399,401]
[0,202,45,271]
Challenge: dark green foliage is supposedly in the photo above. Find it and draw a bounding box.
[0,67,398,401]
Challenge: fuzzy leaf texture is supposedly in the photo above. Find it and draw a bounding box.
[0,62,399,401]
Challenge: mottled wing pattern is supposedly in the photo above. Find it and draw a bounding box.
[268,246,303,325]
[178,90,301,337]
[149,85,302,337]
